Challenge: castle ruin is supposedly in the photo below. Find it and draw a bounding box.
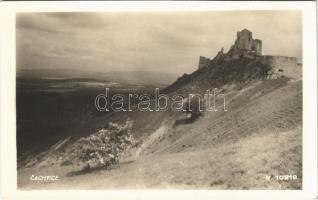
[235,29,262,55]
[198,29,301,79]
[198,56,211,69]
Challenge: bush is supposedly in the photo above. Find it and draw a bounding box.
[65,119,135,170]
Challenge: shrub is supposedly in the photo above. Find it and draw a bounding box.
[65,119,135,170]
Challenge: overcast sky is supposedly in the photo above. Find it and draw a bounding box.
[16,11,302,75]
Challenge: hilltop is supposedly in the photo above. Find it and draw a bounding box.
[165,29,301,94]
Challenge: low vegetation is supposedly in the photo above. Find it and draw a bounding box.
[63,120,136,170]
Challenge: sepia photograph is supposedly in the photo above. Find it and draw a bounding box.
[0,1,317,200]
[15,10,304,190]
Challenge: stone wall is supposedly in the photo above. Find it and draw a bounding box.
[235,29,254,50]
[252,39,262,56]
[198,56,211,69]
[257,56,302,79]
[224,29,262,61]
[235,29,262,55]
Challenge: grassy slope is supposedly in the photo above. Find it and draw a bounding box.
[18,79,302,189]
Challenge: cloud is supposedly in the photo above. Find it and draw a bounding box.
[16,11,302,75]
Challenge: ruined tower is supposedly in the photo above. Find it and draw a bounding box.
[225,29,262,60]
[198,56,211,69]
[234,29,262,55]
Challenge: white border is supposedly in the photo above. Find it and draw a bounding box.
[0,1,317,200]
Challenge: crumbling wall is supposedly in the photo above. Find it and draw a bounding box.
[198,56,211,69]
[252,39,262,56]
[235,29,254,50]
[235,29,262,55]
[224,29,262,61]
[258,56,302,79]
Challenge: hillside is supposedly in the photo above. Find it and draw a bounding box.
[18,78,302,189]
[17,29,302,190]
